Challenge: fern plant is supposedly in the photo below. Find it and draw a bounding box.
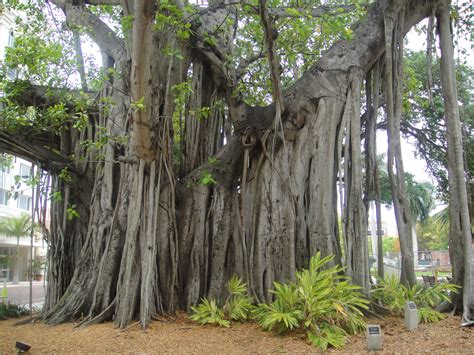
[190,275,254,326]
[253,282,303,333]
[371,275,459,323]
[307,324,346,351]
[254,253,369,350]
[191,255,369,350]
[224,276,254,321]
[190,298,230,327]
[419,307,446,322]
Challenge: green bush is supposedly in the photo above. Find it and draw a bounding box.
[253,282,303,333]
[0,302,29,320]
[223,276,254,321]
[419,307,446,322]
[189,298,230,327]
[190,254,369,351]
[371,275,459,322]
[254,253,369,350]
[190,275,253,327]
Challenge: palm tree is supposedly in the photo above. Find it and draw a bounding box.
[404,175,435,269]
[0,214,32,284]
[378,167,436,270]
[405,175,435,223]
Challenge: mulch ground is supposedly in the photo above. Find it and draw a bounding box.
[0,313,473,353]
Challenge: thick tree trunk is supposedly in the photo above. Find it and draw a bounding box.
[343,73,369,294]
[364,61,384,280]
[438,0,473,325]
[375,174,384,279]
[43,176,90,313]
[383,4,416,287]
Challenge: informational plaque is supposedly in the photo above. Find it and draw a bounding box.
[366,324,382,351]
[404,301,419,330]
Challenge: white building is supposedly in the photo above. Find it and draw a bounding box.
[0,6,47,282]
[0,157,47,282]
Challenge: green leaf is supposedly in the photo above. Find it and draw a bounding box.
[131,97,146,112]
[66,205,80,221]
[190,298,230,327]
[51,191,62,202]
[121,15,134,32]
[199,171,217,186]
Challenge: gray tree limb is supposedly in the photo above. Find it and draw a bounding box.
[51,0,126,61]
[0,131,71,173]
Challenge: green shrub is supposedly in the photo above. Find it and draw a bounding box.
[254,253,369,350]
[223,276,254,321]
[371,275,459,322]
[190,298,230,327]
[190,275,253,326]
[253,282,303,333]
[419,307,446,322]
[307,323,347,350]
[0,302,29,320]
[191,255,369,351]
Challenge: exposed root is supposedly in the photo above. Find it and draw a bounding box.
[369,301,392,316]
[363,307,385,320]
[435,300,454,313]
[13,316,41,326]
[76,299,116,328]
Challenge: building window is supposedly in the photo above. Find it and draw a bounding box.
[0,189,9,205]
[0,163,10,174]
[7,31,14,47]
[17,194,31,210]
[0,165,9,189]
[19,164,31,178]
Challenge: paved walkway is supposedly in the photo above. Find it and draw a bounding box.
[1,281,46,309]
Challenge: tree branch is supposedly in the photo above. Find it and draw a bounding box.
[3,81,96,109]
[280,0,436,118]
[197,2,360,20]
[85,0,121,5]
[0,131,70,173]
[267,4,359,18]
[259,0,284,113]
[72,29,88,91]
[51,0,126,61]
[236,50,264,78]
[192,1,437,139]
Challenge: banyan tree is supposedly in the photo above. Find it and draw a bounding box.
[0,0,471,327]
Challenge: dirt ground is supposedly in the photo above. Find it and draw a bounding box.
[0,313,473,354]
